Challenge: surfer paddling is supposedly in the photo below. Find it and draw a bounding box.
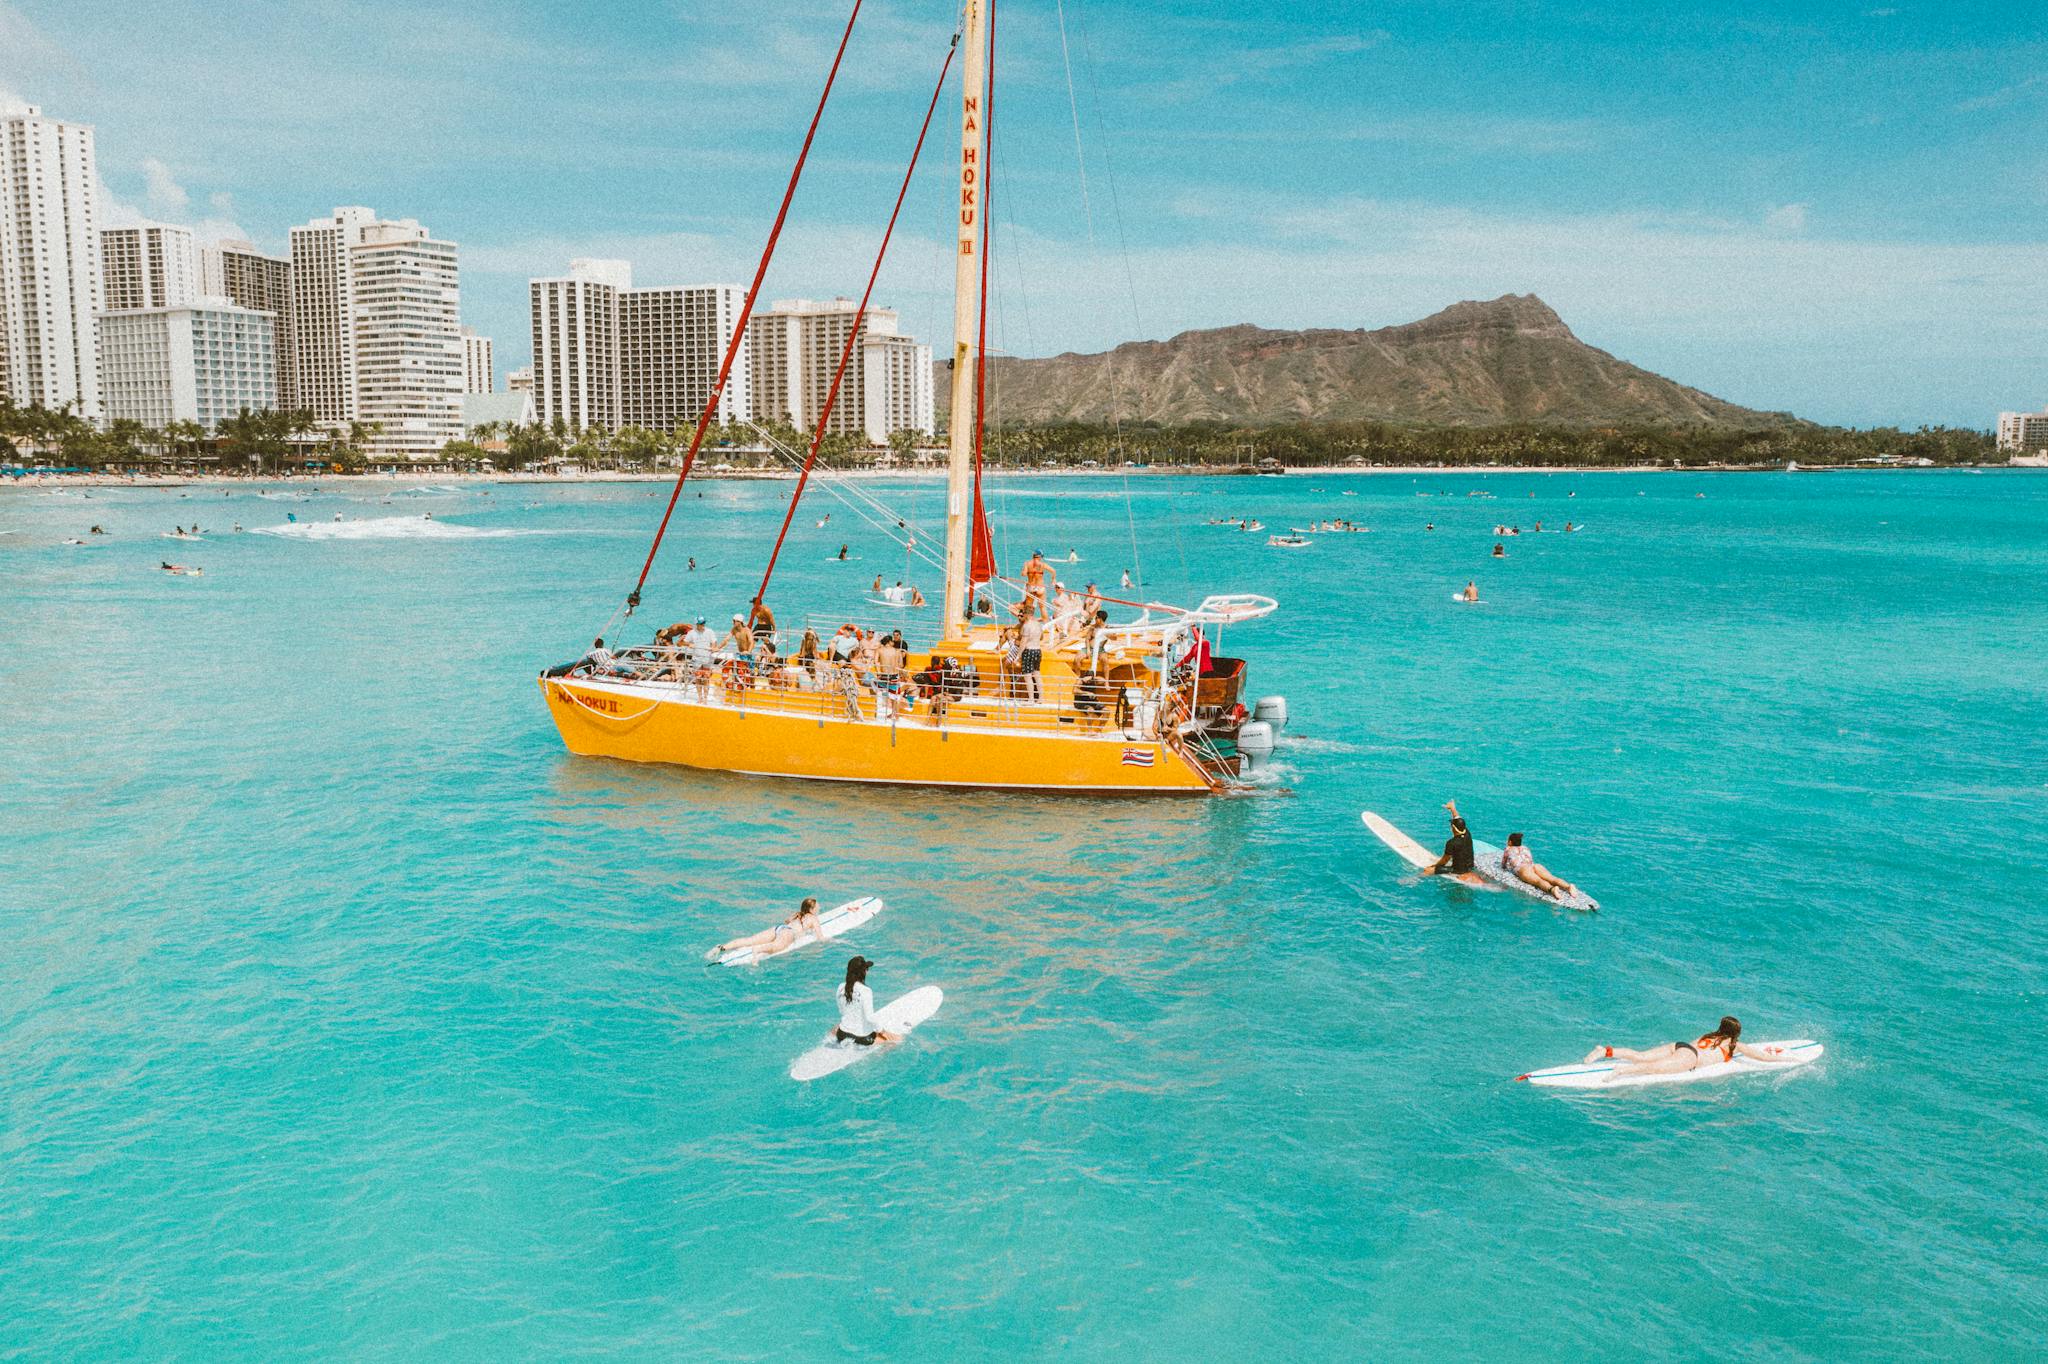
[1583,1017,1804,1079]
[835,956,900,1046]
[707,897,823,962]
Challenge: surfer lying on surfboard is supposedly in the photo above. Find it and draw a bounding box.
[1584,1017,1801,1079]
[836,956,901,1045]
[1500,832,1583,903]
[706,897,822,962]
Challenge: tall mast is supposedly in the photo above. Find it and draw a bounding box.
[941,0,988,633]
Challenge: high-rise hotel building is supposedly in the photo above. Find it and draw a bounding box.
[0,104,103,421]
[99,299,276,432]
[202,239,294,410]
[101,223,199,312]
[462,327,493,394]
[289,207,462,460]
[529,259,748,434]
[747,297,934,443]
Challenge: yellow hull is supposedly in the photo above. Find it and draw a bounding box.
[540,677,1219,794]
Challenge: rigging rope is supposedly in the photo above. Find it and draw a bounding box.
[621,0,866,620]
[751,31,959,611]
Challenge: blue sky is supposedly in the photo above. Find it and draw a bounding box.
[6,0,2045,426]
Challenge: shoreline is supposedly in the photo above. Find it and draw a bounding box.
[0,462,2028,489]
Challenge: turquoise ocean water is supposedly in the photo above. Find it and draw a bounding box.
[2,470,2044,1359]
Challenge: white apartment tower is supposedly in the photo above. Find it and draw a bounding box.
[529,259,751,435]
[748,298,934,442]
[0,104,103,421]
[530,258,628,432]
[100,223,199,312]
[99,298,277,431]
[620,284,748,430]
[202,239,293,409]
[462,327,493,394]
[288,207,462,460]
[1995,409,2048,454]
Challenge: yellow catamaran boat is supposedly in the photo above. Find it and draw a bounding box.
[541,0,1282,794]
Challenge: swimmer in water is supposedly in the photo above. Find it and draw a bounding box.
[1492,542,1505,557]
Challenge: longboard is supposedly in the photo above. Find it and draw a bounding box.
[716,896,883,967]
[1518,1040,1822,1089]
[790,985,943,1081]
[1360,811,1486,888]
[1471,839,1599,911]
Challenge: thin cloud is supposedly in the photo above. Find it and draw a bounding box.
[1956,75,2045,113]
[1147,30,1389,102]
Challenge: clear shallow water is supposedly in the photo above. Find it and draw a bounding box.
[2,470,2044,1360]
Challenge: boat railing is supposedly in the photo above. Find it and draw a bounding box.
[578,645,1180,741]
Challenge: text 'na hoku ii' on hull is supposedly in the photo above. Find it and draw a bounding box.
[538,0,1284,796]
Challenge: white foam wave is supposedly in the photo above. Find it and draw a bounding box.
[250,515,540,541]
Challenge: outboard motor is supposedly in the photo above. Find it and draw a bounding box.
[1236,719,1276,768]
[1253,695,1288,735]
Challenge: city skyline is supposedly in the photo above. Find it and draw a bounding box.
[2,0,2045,428]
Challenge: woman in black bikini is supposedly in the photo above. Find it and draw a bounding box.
[1584,1016,1801,1078]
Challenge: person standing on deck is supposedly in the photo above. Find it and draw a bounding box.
[1018,608,1045,703]
[1023,551,1050,609]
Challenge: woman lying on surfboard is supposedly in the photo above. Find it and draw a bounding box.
[707,898,822,962]
[836,956,900,1046]
[1584,1017,1803,1079]
[1500,832,1582,902]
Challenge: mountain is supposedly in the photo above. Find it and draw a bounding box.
[938,294,1797,429]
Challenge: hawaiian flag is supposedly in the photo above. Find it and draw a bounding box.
[1120,747,1156,767]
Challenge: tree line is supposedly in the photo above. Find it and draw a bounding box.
[0,400,384,471]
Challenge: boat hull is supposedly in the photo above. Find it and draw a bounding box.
[540,677,1217,794]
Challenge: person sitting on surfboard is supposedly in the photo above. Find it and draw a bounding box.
[836,956,900,1046]
[1583,1017,1804,1079]
[1500,832,1582,902]
[1462,581,1479,602]
[707,898,823,962]
[1425,800,1476,877]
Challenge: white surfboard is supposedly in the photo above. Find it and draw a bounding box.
[1360,811,1487,888]
[790,985,943,1081]
[1519,1040,1822,1089]
[715,896,883,967]
[864,595,922,610]
[1450,594,1483,604]
[1470,839,1599,911]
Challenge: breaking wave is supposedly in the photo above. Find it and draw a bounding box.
[250,515,543,541]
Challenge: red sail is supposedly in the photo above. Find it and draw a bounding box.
[970,486,995,585]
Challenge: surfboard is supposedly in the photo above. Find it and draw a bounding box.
[160,532,206,541]
[864,595,920,609]
[790,985,943,1081]
[715,896,883,967]
[1470,839,1599,911]
[1450,594,1483,604]
[1518,1040,1822,1089]
[1360,811,1486,887]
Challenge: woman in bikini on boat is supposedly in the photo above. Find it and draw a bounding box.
[1583,1016,1803,1078]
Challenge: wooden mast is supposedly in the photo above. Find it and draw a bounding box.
[941,0,987,634]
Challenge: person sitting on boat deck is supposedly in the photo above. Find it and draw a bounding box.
[850,629,882,691]
[1023,550,1050,607]
[544,637,618,678]
[1074,668,1112,718]
[829,623,858,663]
[1583,1016,1802,1078]
[1499,832,1583,902]
[1425,799,1477,878]
[911,656,951,719]
[1018,608,1045,703]
[835,956,900,1046]
[707,897,824,962]
[796,627,822,686]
